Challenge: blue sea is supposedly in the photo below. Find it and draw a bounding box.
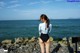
[0,19,80,41]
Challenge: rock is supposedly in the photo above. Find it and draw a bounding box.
[0,37,75,53]
[62,37,67,41]
[79,46,80,51]
[0,49,5,53]
[58,41,67,46]
[60,37,68,46]
[29,37,36,42]
[49,36,53,41]
[69,37,72,43]
[24,38,29,42]
[15,37,24,44]
[23,38,29,44]
[1,40,12,44]
[57,46,69,53]
[68,37,73,46]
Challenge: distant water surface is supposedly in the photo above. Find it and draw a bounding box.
[0,19,80,41]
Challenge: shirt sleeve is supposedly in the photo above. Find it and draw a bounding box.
[49,24,52,33]
[39,24,41,35]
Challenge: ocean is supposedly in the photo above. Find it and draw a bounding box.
[0,19,80,41]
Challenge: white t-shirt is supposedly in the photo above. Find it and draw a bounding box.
[39,22,52,35]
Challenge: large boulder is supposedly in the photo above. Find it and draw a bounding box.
[24,38,29,42]
[49,36,54,42]
[29,37,36,42]
[59,37,68,46]
[15,37,24,44]
[1,40,12,44]
[62,37,67,41]
[22,38,29,45]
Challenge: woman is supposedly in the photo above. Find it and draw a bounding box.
[39,14,52,53]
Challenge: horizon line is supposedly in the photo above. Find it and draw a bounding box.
[0,18,80,21]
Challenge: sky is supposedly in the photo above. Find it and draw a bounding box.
[0,0,80,20]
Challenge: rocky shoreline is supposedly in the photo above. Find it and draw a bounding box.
[0,37,80,53]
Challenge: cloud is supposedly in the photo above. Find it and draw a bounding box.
[9,0,18,3]
[15,8,80,19]
[28,0,64,5]
[29,1,52,5]
[41,1,52,4]
[7,4,21,8]
[6,0,21,8]
[0,1,6,8]
[29,2,39,5]
[54,0,65,1]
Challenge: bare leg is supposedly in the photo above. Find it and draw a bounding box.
[39,38,45,53]
[45,39,50,53]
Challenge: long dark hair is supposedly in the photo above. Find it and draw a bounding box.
[40,14,50,28]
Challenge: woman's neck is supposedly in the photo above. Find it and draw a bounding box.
[43,21,46,23]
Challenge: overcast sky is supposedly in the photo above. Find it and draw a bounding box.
[0,0,80,20]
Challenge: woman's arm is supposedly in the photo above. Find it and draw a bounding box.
[49,24,52,33]
[39,24,41,36]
